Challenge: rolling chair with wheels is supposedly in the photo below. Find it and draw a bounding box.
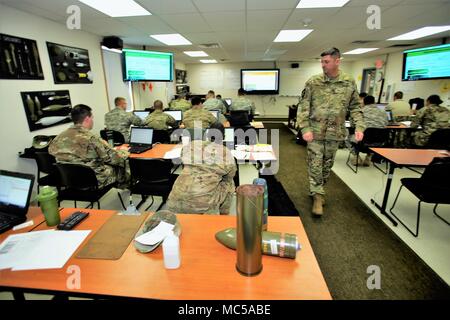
[100,129,126,146]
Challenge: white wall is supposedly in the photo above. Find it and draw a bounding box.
[0,5,109,179]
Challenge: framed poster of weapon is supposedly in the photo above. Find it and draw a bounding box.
[20,90,72,132]
[46,42,93,84]
[0,33,44,80]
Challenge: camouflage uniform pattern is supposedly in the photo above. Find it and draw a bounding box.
[297,72,365,195]
[143,110,176,130]
[182,108,217,129]
[166,140,237,214]
[362,104,388,128]
[411,104,450,146]
[170,99,192,112]
[203,98,226,114]
[49,125,129,188]
[385,100,411,119]
[104,107,143,141]
[230,96,256,115]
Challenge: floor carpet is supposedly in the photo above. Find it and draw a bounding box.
[263,122,450,300]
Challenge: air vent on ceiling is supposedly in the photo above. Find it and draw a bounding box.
[198,43,221,49]
[388,44,416,48]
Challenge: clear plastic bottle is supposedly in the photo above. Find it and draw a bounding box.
[162,233,180,269]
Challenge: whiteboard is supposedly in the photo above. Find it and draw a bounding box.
[279,67,319,96]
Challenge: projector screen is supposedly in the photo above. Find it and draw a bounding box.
[241,69,280,95]
[402,43,450,81]
[122,49,173,81]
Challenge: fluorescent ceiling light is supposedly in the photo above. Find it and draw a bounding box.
[78,0,151,17]
[388,26,450,40]
[150,34,192,45]
[101,45,122,54]
[296,0,350,8]
[274,30,313,42]
[343,48,378,54]
[184,51,208,57]
[199,59,217,64]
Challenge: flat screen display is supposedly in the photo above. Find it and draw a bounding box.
[241,69,280,95]
[123,49,173,82]
[402,44,450,81]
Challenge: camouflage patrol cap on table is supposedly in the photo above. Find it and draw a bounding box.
[32,135,55,149]
[134,210,182,253]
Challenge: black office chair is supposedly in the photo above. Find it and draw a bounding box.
[409,97,425,112]
[100,129,125,146]
[129,158,177,211]
[55,163,125,209]
[152,130,171,144]
[425,128,450,150]
[229,110,251,127]
[346,128,390,173]
[34,152,60,191]
[389,157,450,237]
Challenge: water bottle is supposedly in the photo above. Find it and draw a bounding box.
[162,232,181,269]
[36,186,60,226]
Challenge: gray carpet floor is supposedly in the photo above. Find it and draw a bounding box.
[264,122,450,300]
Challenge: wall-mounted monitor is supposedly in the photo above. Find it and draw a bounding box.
[122,48,173,82]
[402,43,450,81]
[241,69,280,95]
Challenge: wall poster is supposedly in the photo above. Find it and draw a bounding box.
[20,90,72,132]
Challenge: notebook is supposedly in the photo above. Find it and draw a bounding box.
[129,127,153,154]
[0,170,35,234]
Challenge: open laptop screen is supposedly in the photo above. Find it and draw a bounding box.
[224,128,234,142]
[225,98,232,105]
[130,127,153,145]
[164,110,182,121]
[133,111,150,121]
[0,170,34,216]
[209,110,220,119]
[386,110,394,122]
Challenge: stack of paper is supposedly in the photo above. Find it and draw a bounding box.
[164,146,182,159]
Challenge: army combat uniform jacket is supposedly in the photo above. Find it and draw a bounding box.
[203,98,226,114]
[170,99,192,112]
[104,107,143,141]
[411,104,450,146]
[143,110,176,130]
[230,96,256,115]
[298,72,365,141]
[182,108,217,129]
[362,104,388,128]
[49,125,128,188]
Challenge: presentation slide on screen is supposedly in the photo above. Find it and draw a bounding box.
[242,70,279,91]
[404,45,450,80]
[125,50,172,81]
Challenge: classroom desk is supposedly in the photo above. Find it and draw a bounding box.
[369,148,449,226]
[0,208,331,300]
[121,143,179,159]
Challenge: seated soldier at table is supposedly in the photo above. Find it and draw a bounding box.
[410,94,450,147]
[104,97,142,141]
[50,104,129,188]
[169,93,192,112]
[386,91,411,121]
[166,126,237,214]
[230,88,256,120]
[181,96,217,129]
[143,100,176,130]
[202,90,226,114]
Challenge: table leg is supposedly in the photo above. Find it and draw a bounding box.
[370,162,398,226]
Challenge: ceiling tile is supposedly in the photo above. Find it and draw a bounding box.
[247,10,292,32]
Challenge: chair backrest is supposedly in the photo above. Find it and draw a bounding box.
[55,163,98,190]
[229,110,250,127]
[408,97,424,111]
[361,128,390,147]
[426,128,450,150]
[35,152,57,175]
[100,129,125,146]
[152,130,171,144]
[129,158,173,184]
[421,157,450,190]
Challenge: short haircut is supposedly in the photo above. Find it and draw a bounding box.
[191,96,202,106]
[427,94,443,105]
[238,88,246,95]
[394,91,403,99]
[320,47,341,58]
[153,100,163,109]
[114,97,125,106]
[216,94,222,99]
[359,92,368,98]
[71,104,92,124]
[363,95,375,105]
[207,90,215,96]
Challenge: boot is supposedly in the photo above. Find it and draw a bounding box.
[312,194,324,216]
[363,154,372,167]
[351,154,363,166]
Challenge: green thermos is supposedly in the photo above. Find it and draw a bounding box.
[36,186,60,226]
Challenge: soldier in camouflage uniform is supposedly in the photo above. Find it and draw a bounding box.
[144,100,176,130]
[230,88,256,118]
[169,93,192,112]
[104,97,142,141]
[411,95,450,146]
[166,138,236,214]
[182,96,217,129]
[49,104,129,189]
[297,48,365,216]
[203,90,226,114]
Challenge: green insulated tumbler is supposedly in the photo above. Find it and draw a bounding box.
[36,186,60,226]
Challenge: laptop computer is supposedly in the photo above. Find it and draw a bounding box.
[133,110,150,121]
[209,110,220,119]
[129,127,154,154]
[0,170,35,234]
[164,110,183,127]
[386,110,399,126]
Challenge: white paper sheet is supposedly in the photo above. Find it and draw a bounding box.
[163,147,182,159]
[134,221,175,246]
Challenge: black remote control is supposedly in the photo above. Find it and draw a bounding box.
[57,211,89,230]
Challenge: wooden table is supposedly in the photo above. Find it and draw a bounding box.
[0,208,331,300]
[119,143,179,159]
[369,148,449,226]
